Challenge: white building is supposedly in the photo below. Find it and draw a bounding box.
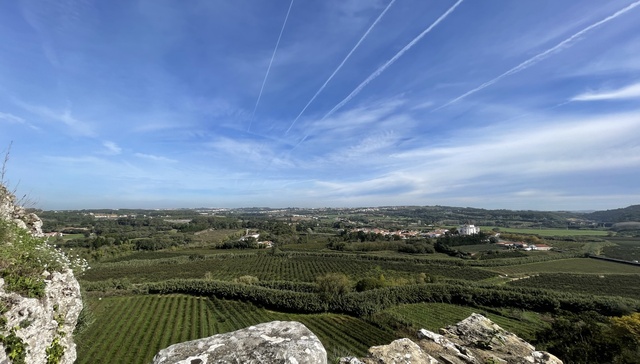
[458,224,480,235]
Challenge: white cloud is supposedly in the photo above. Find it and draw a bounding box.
[571,82,640,101]
[438,0,640,109]
[13,99,95,136]
[134,153,177,163]
[0,111,25,123]
[101,141,122,155]
[310,110,640,200]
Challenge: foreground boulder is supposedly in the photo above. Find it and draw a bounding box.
[341,313,561,364]
[152,321,326,364]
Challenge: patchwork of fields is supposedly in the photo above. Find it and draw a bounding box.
[74,233,640,363]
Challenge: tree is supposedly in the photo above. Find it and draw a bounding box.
[316,273,351,301]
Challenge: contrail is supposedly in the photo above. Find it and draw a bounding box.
[321,0,464,121]
[247,0,295,132]
[436,0,640,110]
[284,0,397,135]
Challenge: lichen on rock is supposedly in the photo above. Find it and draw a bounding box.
[341,313,562,364]
[152,321,327,364]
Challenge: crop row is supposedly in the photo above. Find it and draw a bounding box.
[507,273,640,300]
[488,258,640,275]
[381,303,546,341]
[82,254,497,284]
[75,295,394,364]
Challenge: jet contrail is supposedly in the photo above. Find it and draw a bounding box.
[284,0,397,135]
[321,0,464,121]
[247,0,295,132]
[436,0,640,110]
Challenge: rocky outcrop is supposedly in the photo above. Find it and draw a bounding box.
[154,315,560,364]
[1,183,82,363]
[0,184,43,237]
[152,321,327,364]
[341,314,562,364]
[0,270,83,364]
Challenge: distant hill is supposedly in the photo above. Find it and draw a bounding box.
[584,205,640,223]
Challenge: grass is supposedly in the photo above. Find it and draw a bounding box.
[487,258,640,275]
[602,237,640,262]
[380,302,547,342]
[76,294,395,364]
[0,219,75,297]
[506,273,640,300]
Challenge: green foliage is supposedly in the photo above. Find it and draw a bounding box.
[316,273,351,301]
[143,277,640,318]
[535,312,631,364]
[507,273,640,300]
[81,252,497,285]
[46,335,65,364]
[0,327,28,364]
[233,275,259,285]
[355,276,386,292]
[1,274,45,298]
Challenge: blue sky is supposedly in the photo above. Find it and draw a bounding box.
[1,0,640,211]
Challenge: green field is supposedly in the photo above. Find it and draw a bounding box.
[382,303,547,341]
[602,237,640,261]
[76,295,395,364]
[82,253,497,284]
[507,273,640,300]
[480,226,609,237]
[488,258,640,275]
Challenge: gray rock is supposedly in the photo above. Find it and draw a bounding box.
[0,269,83,364]
[365,338,439,364]
[0,184,43,236]
[152,321,327,364]
[340,314,562,364]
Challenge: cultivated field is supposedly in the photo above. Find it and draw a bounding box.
[76,294,395,364]
[82,253,497,284]
[479,226,609,237]
[488,258,640,275]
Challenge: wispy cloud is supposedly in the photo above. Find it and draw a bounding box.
[13,99,95,136]
[0,111,25,124]
[248,0,295,132]
[285,0,397,134]
[314,110,640,200]
[572,82,640,101]
[323,0,464,120]
[437,0,640,109]
[134,153,177,163]
[207,137,293,168]
[101,141,122,155]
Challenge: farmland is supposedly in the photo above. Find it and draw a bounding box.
[488,257,640,275]
[381,303,548,341]
[81,253,498,284]
[601,237,640,261]
[479,226,610,237]
[34,206,640,363]
[507,273,640,300]
[76,295,395,364]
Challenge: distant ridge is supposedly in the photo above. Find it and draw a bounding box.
[584,205,640,223]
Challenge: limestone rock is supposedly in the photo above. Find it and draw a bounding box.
[152,321,327,364]
[363,338,439,364]
[340,314,562,364]
[0,269,83,364]
[0,184,43,236]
